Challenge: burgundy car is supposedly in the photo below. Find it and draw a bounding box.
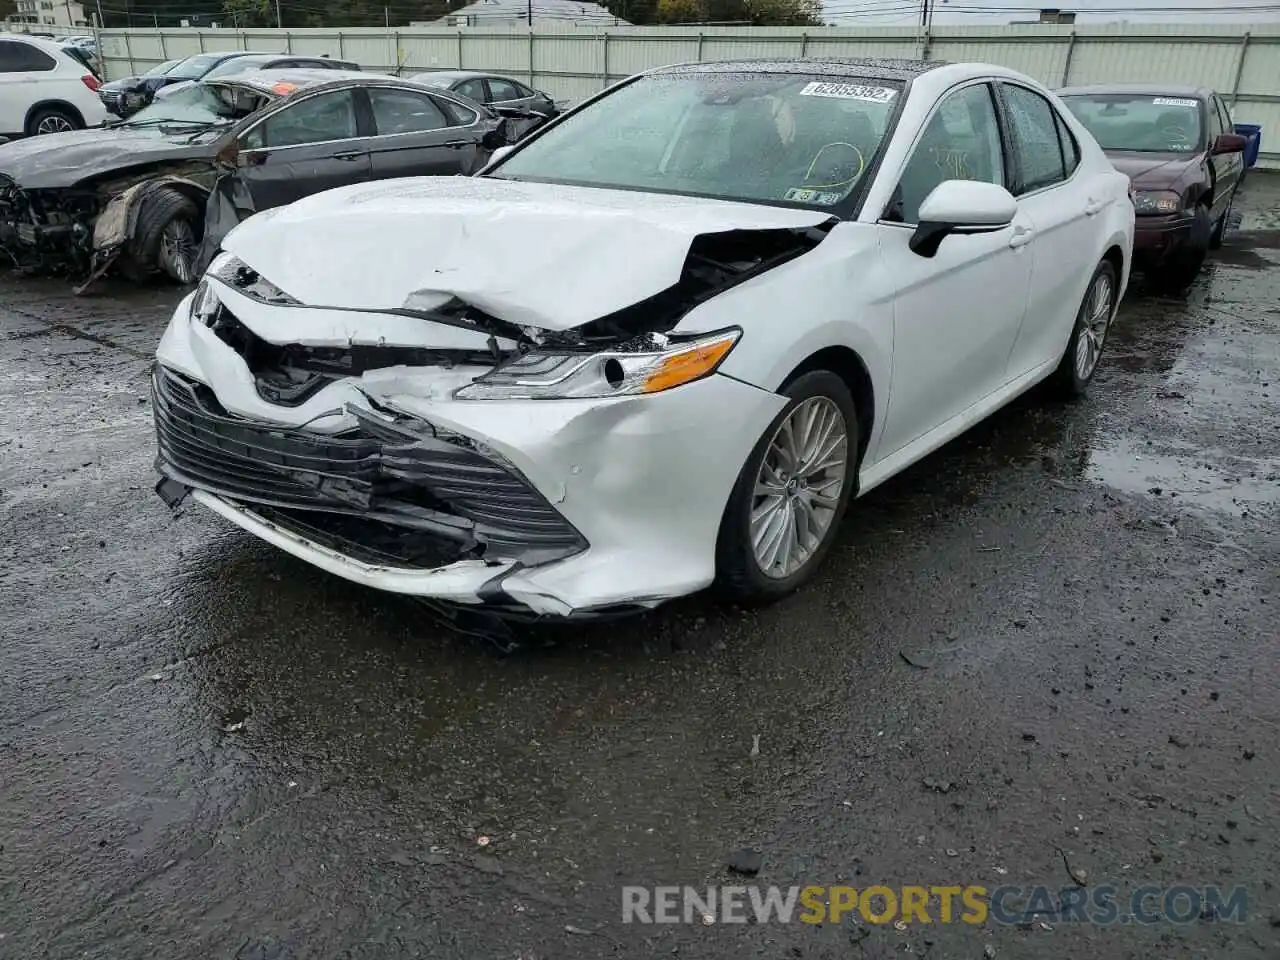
[1058,84,1246,287]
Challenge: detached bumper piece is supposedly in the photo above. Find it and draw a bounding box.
[151,365,586,567]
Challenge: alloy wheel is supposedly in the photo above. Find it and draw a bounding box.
[1075,270,1114,381]
[750,395,848,579]
[35,115,73,135]
[158,219,197,283]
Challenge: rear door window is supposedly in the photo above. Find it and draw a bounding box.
[0,40,57,72]
[487,78,522,103]
[1001,83,1067,194]
[455,78,487,103]
[369,87,449,135]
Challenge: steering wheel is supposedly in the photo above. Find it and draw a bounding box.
[1161,123,1191,148]
[801,141,866,190]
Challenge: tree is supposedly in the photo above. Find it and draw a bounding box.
[744,0,820,24]
[655,0,705,22]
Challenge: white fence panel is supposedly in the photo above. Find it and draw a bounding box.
[93,23,1280,166]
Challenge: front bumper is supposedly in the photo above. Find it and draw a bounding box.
[1133,213,1195,262]
[153,295,786,616]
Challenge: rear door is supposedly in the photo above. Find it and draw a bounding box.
[0,40,57,135]
[996,81,1103,378]
[234,88,373,208]
[365,86,482,179]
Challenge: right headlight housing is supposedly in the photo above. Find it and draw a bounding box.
[453,329,741,401]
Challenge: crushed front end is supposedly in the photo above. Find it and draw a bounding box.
[152,280,786,617]
[0,176,99,274]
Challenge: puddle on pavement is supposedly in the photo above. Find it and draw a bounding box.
[1081,435,1278,517]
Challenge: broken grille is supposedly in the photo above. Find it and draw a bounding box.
[152,365,585,563]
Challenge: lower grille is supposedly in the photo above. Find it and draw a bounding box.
[152,365,585,563]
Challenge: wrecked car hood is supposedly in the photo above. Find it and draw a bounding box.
[221,177,836,331]
[1106,151,1199,184]
[0,128,215,190]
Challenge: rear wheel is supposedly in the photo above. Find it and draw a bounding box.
[716,370,858,603]
[117,187,201,284]
[27,106,79,136]
[1047,259,1117,399]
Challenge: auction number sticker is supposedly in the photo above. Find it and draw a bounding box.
[784,187,844,205]
[1153,97,1198,107]
[799,81,897,103]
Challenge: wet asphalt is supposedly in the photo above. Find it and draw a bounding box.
[2,177,1279,960]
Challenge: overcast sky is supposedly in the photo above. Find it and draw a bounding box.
[822,0,1280,26]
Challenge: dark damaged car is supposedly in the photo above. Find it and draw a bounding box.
[1059,83,1246,286]
[0,69,534,287]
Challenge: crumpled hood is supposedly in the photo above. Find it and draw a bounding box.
[0,128,212,189]
[221,177,835,331]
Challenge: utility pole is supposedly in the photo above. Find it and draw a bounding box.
[526,0,531,26]
[275,0,282,27]
[94,0,103,25]
[919,0,929,28]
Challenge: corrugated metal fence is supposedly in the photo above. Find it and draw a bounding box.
[94,23,1280,166]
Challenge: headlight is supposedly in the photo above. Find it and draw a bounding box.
[1132,190,1181,215]
[453,329,741,400]
[206,251,299,305]
[189,277,219,323]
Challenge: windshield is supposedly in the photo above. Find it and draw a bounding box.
[1062,93,1204,153]
[416,74,455,89]
[202,57,266,80]
[491,71,901,210]
[169,53,232,81]
[120,81,268,131]
[144,58,182,77]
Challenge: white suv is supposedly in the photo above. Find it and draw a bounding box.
[0,34,106,137]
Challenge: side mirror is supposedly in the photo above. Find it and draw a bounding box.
[1212,132,1247,155]
[909,180,1017,258]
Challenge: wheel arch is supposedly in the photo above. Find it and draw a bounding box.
[24,99,85,134]
[779,345,875,486]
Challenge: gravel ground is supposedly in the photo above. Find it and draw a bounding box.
[1,175,1278,960]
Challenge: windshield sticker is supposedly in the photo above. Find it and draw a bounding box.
[798,81,897,104]
[784,187,843,205]
[1153,97,1197,108]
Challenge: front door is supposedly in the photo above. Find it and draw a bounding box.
[235,88,373,209]
[873,80,1033,463]
[1209,94,1244,218]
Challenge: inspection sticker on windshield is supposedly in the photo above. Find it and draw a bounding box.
[1153,97,1197,107]
[798,81,896,103]
[784,187,843,205]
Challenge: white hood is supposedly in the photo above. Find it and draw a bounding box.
[222,177,834,332]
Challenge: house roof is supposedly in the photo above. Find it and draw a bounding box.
[436,0,628,25]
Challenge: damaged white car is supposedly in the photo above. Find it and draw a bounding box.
[152,58,1134,620]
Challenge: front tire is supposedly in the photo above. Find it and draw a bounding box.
[117,187,201,284]
[1047,258,1117,399]
[715,370,858,603]
[1151,203,1210,290]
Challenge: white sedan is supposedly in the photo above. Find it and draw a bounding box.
[152,58,1134,619]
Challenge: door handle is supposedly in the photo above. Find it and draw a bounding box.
[1008,226,1034,249]
[1084,197,1104,216]
[333,152,363,161]
[443,140,469,149]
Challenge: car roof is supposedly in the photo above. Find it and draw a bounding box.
[221,68,405,96]
[649,57,947,82]
[1058,82,1211,100]
[223,53,337,67]
[4,34,79,56]
[416,70,492,82]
